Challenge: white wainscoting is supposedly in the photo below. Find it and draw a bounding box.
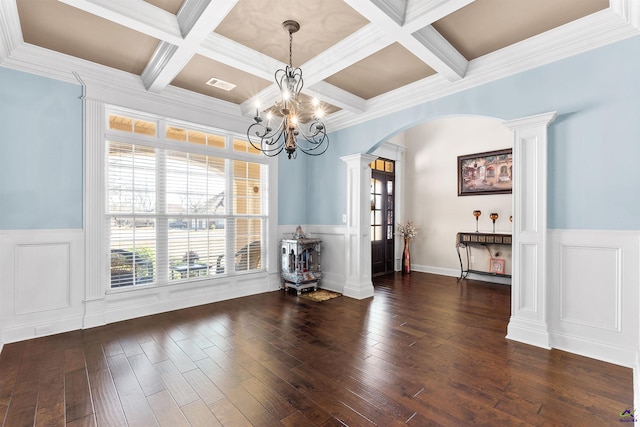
[278,225,347,294]
[0,228,279,350]
[0,229,85,349]
[102,271,277,326]
[3,226,638,405]
[415,228,640,369]
[548,229,640,369]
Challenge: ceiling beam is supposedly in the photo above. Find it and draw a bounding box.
[233,25,389,116]
[59,0,240,93]
[142,0,238,92]
[344,0,469,81]
[306,81,367,114]
[57,0,182,43]
[198,32,280,82]
[299,23,393,84]
[403,0,476,33]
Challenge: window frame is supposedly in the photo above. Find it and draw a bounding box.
[104,107,269,290]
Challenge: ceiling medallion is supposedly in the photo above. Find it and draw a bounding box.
[247,20,329,159]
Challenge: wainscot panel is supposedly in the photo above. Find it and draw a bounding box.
[548,229,640,368]
[0,229,85,346]
[279,225,347,294]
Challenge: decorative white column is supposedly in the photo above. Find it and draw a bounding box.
[503,112,557,349]
[341,153,377,299]
[82,89,107,328]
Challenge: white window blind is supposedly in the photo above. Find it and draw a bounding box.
[106,110,267,289]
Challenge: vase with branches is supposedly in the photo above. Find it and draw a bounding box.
[398,221,418,274]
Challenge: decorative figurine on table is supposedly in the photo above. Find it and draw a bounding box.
[490,212,499,233]
[293,225,305,239]
[473,210,481,232]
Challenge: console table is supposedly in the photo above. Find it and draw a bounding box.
[456,232,512,280]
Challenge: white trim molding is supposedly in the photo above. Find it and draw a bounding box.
[503,112,557,349]
[548,229,640,367]
[0,229,85,345]
[370,142,406,271]
[277,224,348,295]
[341,154,378,299]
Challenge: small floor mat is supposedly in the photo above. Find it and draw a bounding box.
[299,289,342,302]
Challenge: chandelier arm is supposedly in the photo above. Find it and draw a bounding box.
[296,138,329,156]
[247,119,287,157]
[291,67,303,96]
[294,123,329,155]
[297,121,327,141]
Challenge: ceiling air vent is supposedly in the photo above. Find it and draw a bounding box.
[206,77,236,91]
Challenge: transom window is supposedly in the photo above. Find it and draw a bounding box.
[106,109,266,289]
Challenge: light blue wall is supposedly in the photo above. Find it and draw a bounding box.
[299,35,640,230]
[0,67,83,229]
[3,34,638,231]
[277,152,309,224]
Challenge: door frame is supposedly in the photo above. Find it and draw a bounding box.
[370,160,396,276]
[371,142,406,271]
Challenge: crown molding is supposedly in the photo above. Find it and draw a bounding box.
[0,0,22,62]
[611,0,640,29]
[329,7,640,131]
[2,0,639,137]
[1,41,248,134]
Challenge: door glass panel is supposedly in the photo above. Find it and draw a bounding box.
[375,195,382,209]
[373,225,382,241]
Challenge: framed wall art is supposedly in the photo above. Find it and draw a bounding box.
[458,148,513,196]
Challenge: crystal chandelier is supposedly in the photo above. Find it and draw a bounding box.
[247,20,329,159]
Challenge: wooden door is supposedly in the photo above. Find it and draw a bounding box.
[371,159,395,276]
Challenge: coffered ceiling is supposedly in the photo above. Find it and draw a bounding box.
[2,0,639,130]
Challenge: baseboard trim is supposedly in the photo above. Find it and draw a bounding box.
[506,317,551,349]
[551,331,636,368]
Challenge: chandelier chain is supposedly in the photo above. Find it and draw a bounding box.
[289,30,293,68]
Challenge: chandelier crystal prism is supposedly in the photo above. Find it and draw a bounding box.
[247,20,329,159]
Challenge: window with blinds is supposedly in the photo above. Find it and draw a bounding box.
[106,110,266,289]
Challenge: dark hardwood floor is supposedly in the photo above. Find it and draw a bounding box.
[0,272,633,426]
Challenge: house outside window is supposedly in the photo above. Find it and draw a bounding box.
[106,109,266,288]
